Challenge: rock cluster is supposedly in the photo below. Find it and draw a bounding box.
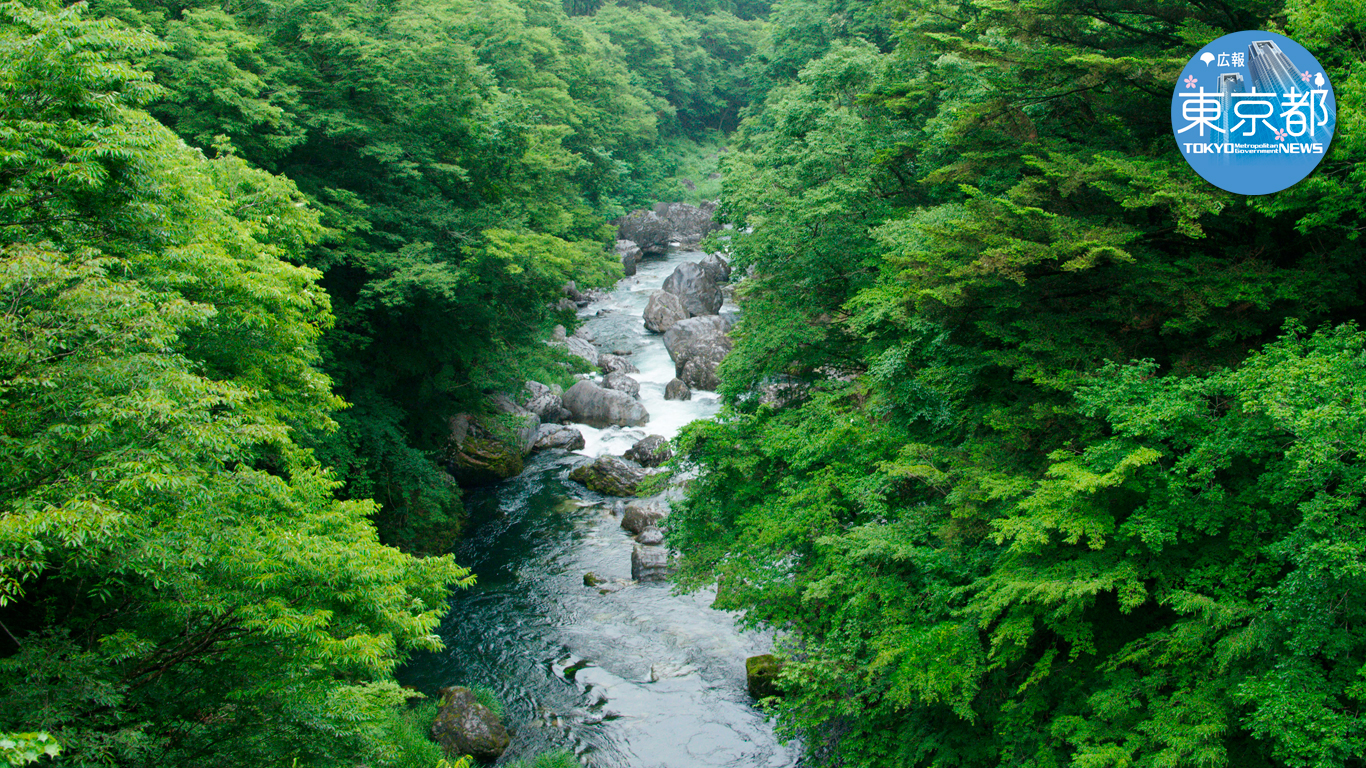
[614,201,719,254]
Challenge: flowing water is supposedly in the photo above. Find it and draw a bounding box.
[400,250,798,768]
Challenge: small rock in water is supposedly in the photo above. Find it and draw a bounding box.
[611,500,625,517]
[636,526,665,546]
[664,378,692,401]
[584,571,605,587]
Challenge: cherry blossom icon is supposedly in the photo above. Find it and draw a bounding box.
[1183,75,1199,89]
[1273,127,1288,141]
[1301,70,1312,83]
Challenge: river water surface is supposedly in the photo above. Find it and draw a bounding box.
[400,250,797,768]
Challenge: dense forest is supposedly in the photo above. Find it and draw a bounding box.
[2,0,1365,765]
[671,0,1366,766]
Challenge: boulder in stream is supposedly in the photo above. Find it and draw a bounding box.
[561,380,649,428]
[664,378,692,401]
[662,262,723,317]
[430,686,511,762]
[632,543,671,582]
[625,435,672,467]
[643,290,688,334]
[570,455,650,496]
[664,315,734,392]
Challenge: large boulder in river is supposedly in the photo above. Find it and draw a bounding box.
[562,380,649,428]
[602,372,640,399]
[699,252,731,283]
[533,424,585,451]
[663,315,734,391]
[570,455,650,496]
[643,290,688,334]
[625,435,672,468]
[662,262,723,317]
[430,686,510,762]
[616,239,642,277]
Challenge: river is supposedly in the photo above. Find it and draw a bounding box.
[399,249,798,768]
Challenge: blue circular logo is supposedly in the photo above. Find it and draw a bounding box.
[1171,30,1335,195]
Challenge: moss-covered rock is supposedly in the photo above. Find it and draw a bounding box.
[746,654,783,699]
[430,686,510,762]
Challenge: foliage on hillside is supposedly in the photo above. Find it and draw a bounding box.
[672,0,1366,765]
[79,0,767,548]
[0,2,473,764]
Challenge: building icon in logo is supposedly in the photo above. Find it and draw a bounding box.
[1247,39,1335,134]
[1247,39,1299,94]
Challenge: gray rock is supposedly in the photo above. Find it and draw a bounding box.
[621,499,668,534]
[663,315,734,391]
[569,455,650,496]
[636,526,665,546]
[445,414,524,486]
[430,686,510,762]
[599,354,639,375]
[523,380,564,423]
[664,378,692,401]
[616,239,642,277]
[632,543,671,582]
[614,201,718,254]
[533,424,585,451]
[699,252,731,283]
[662,262,723,317]
[643,290,688,334]
[602,372,640,399]
[562,380,649,428]
[625,435,672,467]
[548,335,599,368]
[554,297,577,313]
